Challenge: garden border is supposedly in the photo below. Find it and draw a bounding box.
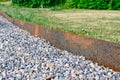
[0,10,120,71]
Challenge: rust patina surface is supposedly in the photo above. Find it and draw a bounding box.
[0,10,120,71]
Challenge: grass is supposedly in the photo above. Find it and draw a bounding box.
[0,5,120,43]
[0,0,9,2]
[0,0,11,5]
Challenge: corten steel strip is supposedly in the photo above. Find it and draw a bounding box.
[0,10,120,72]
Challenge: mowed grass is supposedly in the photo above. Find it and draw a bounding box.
[0,5,120,43]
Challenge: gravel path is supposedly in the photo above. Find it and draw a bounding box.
[0,16,120,80]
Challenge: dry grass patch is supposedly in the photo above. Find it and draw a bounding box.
[47,10,120,43]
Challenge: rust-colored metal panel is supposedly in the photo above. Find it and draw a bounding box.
[0,10,12,21]
[37,27,120,71]
[0,10,120,71]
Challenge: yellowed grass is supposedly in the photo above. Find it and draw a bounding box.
[44,9,120,43]
[0,1,11,5]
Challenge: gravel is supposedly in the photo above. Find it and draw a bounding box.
[0,16,120,80]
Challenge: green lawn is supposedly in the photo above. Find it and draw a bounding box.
[0,5,120,43]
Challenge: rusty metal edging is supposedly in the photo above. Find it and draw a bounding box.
[0,10,120,72]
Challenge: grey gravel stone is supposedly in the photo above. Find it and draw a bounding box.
[0,16,120,80]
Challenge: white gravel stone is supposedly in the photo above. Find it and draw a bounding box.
[71,72,76,78]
